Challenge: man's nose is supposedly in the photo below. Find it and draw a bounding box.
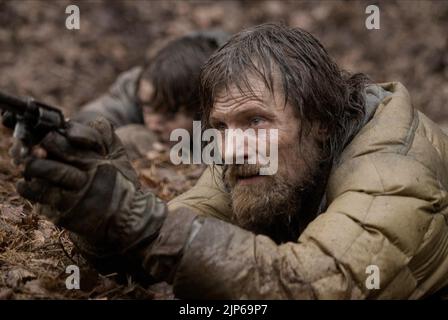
[221,130,256,164]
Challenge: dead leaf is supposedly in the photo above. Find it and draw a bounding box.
[146,150,161,161]
[140,169,160,187]
[152,142,166,152]
[0,204,25,223]
[0,288,14,300]
[6,268,36,287]
[33,230,46,245]
[22,279,48,296]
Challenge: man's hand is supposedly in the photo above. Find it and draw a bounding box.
[16,118,167,254]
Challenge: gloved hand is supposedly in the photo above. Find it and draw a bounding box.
[16,117,167,255]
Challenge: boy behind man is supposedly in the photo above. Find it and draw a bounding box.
[74,30,229,159]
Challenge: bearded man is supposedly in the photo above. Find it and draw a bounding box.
[11,23,448,299]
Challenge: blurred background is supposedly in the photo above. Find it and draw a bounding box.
[0,0,447,299]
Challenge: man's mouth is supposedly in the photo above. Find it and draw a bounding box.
[236,174,265,186]
[225,165,266,187]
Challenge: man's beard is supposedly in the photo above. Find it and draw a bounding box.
[223,154,331,243]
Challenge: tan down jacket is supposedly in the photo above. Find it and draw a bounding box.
[148,82,448,299]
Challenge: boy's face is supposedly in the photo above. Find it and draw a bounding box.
[143,109,193,145]
[138,79,194,144]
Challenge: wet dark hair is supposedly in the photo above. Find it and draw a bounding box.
[200,23,369,159]
[140,32,227,120]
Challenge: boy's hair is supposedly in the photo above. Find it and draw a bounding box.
[140,31,228,120]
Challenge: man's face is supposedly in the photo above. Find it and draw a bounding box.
[210,77,325,238]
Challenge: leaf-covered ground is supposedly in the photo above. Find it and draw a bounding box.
[0,0,447,299]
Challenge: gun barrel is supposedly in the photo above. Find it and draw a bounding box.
[0,91,28,115]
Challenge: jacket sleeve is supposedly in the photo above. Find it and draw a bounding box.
[143,153,448,299]
[73,66,144,128]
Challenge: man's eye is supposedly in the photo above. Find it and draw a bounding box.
[213,122,227,130]
[250,116,266,126]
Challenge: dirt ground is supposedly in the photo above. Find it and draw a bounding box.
[0,0,447,299]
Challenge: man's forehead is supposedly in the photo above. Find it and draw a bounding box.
[214,90,264,108]
[208,68,291,121]
[212,79,279,111]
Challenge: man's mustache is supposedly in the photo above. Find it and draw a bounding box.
[223,164,264,187]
